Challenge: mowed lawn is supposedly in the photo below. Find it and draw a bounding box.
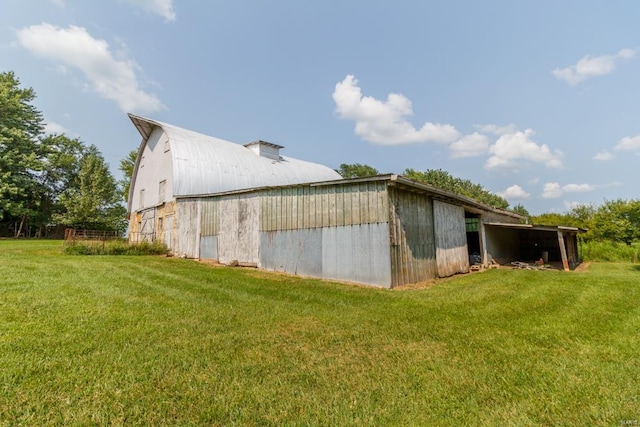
[1,240,639,426]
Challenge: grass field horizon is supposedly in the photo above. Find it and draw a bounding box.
[1,239,638,425]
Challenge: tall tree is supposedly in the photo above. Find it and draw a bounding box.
[119,149,138,202]
[0,71,45,236]
[336,163,379,179]
[55,145,126,233]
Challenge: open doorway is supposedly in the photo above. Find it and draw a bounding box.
[465,212,482,265]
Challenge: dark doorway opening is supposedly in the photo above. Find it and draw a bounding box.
[465,212,481,265]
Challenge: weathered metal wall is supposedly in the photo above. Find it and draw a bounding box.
[388,188,437,287]
[175,199,201,258]
[261,181,389,230]
[433,200,469,277]
[258,181,392,287]
[260,224,391,287]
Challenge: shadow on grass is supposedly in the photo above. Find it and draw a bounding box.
[632,265,640,272]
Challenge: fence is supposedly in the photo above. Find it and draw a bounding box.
[63,229,123,250]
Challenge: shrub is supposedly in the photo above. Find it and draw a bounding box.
[581,240,640,263]
[63,240,168,256]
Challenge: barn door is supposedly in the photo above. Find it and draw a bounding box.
[140,209,156,242]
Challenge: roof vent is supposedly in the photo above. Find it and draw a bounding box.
[244,140,284,161]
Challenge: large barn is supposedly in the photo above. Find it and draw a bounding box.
[127,115,582,288]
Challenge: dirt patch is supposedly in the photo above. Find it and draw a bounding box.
[574,261,591,272]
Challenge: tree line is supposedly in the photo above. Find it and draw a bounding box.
[0,71,125,237]
[336,163,639,246]
[2,70,637,246]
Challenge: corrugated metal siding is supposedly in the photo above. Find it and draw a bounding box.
[260,181,389,231]
[200,199,219,236]
[175,199,201,258]
[433,200,469,277]
[259,224,392,288]
[388,188,437,287]
[321,224,391,287]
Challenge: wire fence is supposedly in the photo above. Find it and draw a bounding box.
[63,229,123,250]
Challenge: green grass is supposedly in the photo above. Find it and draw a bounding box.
[1,240,639,425]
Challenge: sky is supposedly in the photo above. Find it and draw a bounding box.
[2,0,639,215]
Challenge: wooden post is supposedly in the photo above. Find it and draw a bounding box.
[557,230,569,271]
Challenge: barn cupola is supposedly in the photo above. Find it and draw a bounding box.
[244,140,283,161]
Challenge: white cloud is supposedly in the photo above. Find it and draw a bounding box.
[333,75,459,145]
[542,182,595,199]
[123,0,176,21]
[485,129,563,172]
[44,121,71,135]
[542,182,563,199]
[552,48,635,86]
[51,0,65,7]
[564,201,582,211]
[498,184,530,200]
[449,133,489,158]
[593,150,614,161]
[475,123,517,136]
[614,135,640,152]
[16,23,164,113]
[563,183,595,193]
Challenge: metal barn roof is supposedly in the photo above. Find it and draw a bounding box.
[129,114,342,197]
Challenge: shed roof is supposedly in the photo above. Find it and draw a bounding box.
[129,114,342,198]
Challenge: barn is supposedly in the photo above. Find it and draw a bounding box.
[127,115,582,288]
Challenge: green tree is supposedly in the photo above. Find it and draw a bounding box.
[119,149,138,202]
[511,203,530,220]
[403,168,510,209]
[0,71,45,236]
[336,163,379,179]
[590,199,640,245]
[55,145,126,233]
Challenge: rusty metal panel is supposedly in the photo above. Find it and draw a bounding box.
[434,200,469,277]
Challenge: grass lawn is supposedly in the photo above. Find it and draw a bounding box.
[1,240,639,425]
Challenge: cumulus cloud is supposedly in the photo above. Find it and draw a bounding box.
[498,185,530,200]
[332,75,459,145]
[542,182,595,199]
[44,121,71,135]
[614,135,640,152]
[563,183,595,193]
[475,123,517,136]
[485,129,563,172]
[16,23,164,113]
[552,48,635,86]
[542,182,563,199]
[449,133,489,158]
[593,150,614,161]
[123,0,176,21]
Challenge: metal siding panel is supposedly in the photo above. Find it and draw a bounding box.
[322,224,392,288]
[388,189,437,287]
[434,200,470,277]
[260,229,323,277]
[200,236,218,259]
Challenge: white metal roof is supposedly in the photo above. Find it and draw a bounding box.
[129,114,342,198]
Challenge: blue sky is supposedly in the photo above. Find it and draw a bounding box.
[2,1,639,214]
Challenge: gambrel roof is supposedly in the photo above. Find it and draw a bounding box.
[128,114,342,206]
